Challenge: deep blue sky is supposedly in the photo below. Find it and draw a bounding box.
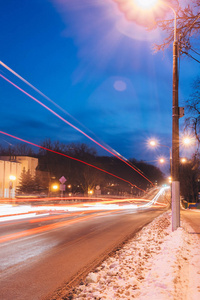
[0,0,199,166]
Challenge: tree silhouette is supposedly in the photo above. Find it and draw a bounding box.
[17,168,35,194]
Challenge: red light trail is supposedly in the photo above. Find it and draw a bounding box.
[0,70,154,186]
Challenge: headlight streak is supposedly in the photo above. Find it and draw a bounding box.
[138,186,169,209]
[0,213,49,223]
[0,210,119,244]
[0,72,154,187]
[0,190,167,223]
[0,189,168,243]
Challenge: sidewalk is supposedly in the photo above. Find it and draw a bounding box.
[62,211,200,300]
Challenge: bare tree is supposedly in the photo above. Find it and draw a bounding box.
[151,0,200,62]
[185,78,200,143]
[180,152,200,202]
[113,0,200,61]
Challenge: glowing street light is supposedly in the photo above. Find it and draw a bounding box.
[135,0,158,10]
[182,136,195,147]
[183,137,190,145]
[9,175,16,181]
[9,175,16,199]
[159,158,165,164]
[52,184,58,191]
[149,140,157,147]
[180,157,187,164]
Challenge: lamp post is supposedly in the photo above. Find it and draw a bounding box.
[136,0,180,231]
[114,0,181,230]
[9,175,16,199]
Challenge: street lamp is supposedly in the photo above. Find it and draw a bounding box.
[135,0,180,231]
[159,158,165,164]
[181,136,195,147]
[180,157,187,164]
[9,175,16,199]
[52,184,58,191]
[135,0,158,10]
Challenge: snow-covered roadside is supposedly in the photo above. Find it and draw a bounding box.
[69,211,200,300]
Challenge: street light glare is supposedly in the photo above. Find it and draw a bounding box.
[52,185,58,190]
[181,158,187,164]
[159,158,165,164]
[135,0,158,10]
[149,140,157,147]
[183,137,191,145]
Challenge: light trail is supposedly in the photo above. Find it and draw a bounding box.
[140,186,169,208]
[0,197,167,244]
[0,210,119,244]
[0,72,154,186]
[0,130,146,192]
[0,191,167,224]
[0,61,146,178]
[0,62,129,166]
[0,188,168,245]
[0,61,120,157]
[1,195,148,203]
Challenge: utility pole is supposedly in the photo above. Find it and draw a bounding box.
[171,12,180,231]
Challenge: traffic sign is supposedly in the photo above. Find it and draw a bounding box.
[59,176,67,184]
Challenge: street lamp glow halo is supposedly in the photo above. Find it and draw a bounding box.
[149,140,157,147]
[183,137,191,145]
[159,158,165,164]
[180,157,187,164]
[52,185,58,190]
[134,0,159,10]
[148,138,160,149]
[9,175,16,181]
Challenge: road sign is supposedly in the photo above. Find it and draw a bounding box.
[59,176,67,184]
[60,184,66,191]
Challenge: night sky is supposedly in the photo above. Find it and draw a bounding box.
[0,0,199,167]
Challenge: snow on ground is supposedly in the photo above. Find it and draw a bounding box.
[69,211,200,300]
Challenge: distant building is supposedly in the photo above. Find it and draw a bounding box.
[0,156,38,198]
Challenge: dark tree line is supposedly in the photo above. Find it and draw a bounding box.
[0,140,165,196]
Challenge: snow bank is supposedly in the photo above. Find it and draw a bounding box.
[70,211,200,300]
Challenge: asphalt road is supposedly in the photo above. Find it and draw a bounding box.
[0,198,167,300]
